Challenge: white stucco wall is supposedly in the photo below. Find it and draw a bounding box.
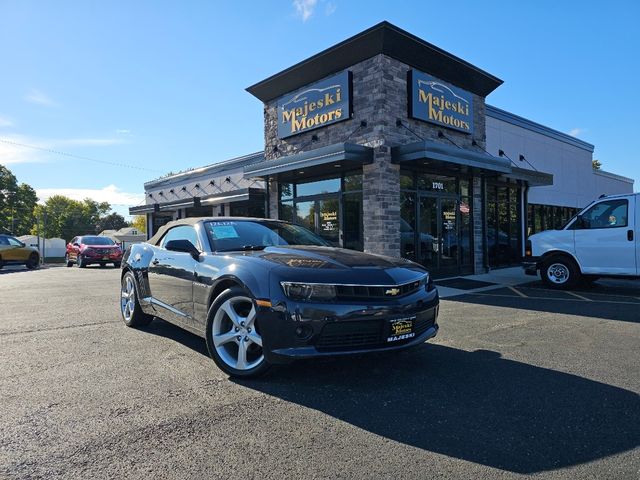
[486,107,633,209]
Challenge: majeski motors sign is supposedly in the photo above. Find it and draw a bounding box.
[277,71,352,139]
[408,69,473,134]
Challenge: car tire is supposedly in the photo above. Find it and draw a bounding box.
[114,262,121,269]
[205,287,271,378]
[0,256,3,270]
[99,263,106,268]
[26,253,39,270]
[541,255,581,290]
[65,254,73,267]
[77,254,86,268]
[120,271,153,327]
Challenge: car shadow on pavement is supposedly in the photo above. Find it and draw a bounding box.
[143,318,210,357]
[232,344,640,474]
[446,284,640,323]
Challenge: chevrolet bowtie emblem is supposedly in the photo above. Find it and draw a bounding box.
[385,288,400,296]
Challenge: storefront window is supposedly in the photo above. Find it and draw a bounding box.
[280,183,294,200]
[487,183,521,268]
[278,172,362,250]
[343,172,363,191]
[279,200,294,222]
[296,177,340,197]
[230,200,265,218]
[400,170,415,189]
[400,192,417,261]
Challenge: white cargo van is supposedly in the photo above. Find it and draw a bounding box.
[523,193,638,289]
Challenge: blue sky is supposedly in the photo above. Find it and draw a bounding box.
[1,1,638,218]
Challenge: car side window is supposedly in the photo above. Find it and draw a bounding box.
[579,199,628,229]
[7,236,22,246]
[160,225,200,249]
[0,236,9,246]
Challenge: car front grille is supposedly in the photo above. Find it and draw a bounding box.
[315,314,435,352]
[334,278,424,301]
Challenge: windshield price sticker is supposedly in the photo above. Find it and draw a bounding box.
[210,225,239,239]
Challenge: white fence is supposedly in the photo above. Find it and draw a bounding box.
[17,236,66,258]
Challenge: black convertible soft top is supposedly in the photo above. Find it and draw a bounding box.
[147,217,286,246]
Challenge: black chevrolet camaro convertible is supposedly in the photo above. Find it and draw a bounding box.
[120,218,439,377]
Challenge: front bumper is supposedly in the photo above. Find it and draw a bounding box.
[522,256,541,276]
[257,288,440,364]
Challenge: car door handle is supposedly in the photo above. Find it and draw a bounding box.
[152,258,160,265]
[628,230,634,241]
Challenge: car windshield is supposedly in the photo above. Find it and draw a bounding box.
[204,220,328,252]
[81,236,115,245]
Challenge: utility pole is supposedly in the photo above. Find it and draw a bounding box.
[36,214,40,254]
[42,209,47,263]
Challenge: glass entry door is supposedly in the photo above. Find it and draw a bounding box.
[416,195,463,275]
[295,196,340,246]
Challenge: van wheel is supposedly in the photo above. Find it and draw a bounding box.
[541,256,580,290]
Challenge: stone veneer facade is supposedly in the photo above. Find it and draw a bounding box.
[261,54,488,272]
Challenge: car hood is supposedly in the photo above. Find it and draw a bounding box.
[219,245,428,284]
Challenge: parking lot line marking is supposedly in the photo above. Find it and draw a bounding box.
[464,292,640,306]
[508,286,528,298]
[565,291,593,301]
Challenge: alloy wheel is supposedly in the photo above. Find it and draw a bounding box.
[211,296,263,371]
[121,275,136,323]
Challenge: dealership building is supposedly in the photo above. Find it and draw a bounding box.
[131,22,633,277]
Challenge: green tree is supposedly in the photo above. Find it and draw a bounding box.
[95,212,128,232]
[592,159,602,170]
[32,196,112,241]
[0,165,38,235]
[130,215,147,234]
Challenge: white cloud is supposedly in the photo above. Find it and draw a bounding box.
[568,128,585,137]
[0,116,14,128]
[36,185,144,207]
[293,0,317,21]
[0,134,127,165]
[116,129,131,135]
[324,1,336,16]
[25,89,57,107]
[0,135,48,165]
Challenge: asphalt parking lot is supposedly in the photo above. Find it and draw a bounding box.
[1,266,639,479]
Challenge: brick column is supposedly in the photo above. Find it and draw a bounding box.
[362,145,401,257]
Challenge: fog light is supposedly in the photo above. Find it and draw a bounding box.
[294,324,313,339]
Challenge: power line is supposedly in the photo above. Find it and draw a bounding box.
[0,138,162,173]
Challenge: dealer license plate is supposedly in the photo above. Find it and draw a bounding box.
[387,316,416,342]
[102,256,109,260]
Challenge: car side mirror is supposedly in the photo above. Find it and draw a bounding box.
[165,239,201,260]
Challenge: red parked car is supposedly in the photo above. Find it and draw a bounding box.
[65,235,122,268]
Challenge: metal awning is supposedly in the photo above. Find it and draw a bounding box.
[243,143,373,180]
[391,140,512,174]
[199,188,265,206]
[128,188,266,215]
[503,166,553,187]
[129,204,156,215]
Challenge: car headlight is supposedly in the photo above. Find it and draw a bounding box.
[280,282,337,301]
